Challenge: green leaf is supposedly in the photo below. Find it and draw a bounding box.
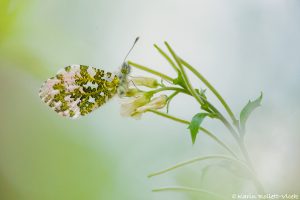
[188,113,209,144]
[239,92,263,134]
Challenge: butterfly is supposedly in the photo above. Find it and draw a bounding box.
[39,37,139,119]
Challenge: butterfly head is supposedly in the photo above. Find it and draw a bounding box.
[120,62,131,75]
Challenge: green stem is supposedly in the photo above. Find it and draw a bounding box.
[130,44,264,194]
[128,61,174,82]
[152,79,240,142]
[148,154,251,178]
[167,91,180,101]
[148,101,263,193]
[163,42,239,141]
[149,86,187,95]
[197,95,240,141]
[218,114,240,141]
[148,109,187,124]
[152,186,226,200]
[201,128,238,159]
[148,109,238,158]
[238,139,265,194]
[164,42,204,106]
[166,91,180,113]
[154,44,179,73]
[180,58,238,126]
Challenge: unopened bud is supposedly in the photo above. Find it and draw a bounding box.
[131,77,159,88]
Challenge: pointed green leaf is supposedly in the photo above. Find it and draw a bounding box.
[188,113,209,144]
[240,92,263,134]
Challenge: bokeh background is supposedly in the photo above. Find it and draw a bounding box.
[0,0,299,199]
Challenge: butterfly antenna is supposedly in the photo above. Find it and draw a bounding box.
[123,37,139,63]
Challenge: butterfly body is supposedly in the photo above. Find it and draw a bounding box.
[39,64,130,118]
[117,62,131,97]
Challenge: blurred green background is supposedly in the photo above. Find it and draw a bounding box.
[0,0,299,199]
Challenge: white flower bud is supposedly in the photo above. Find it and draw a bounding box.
[131,77,159,88]
[125,88,142,97]
[135,95,168,113]
[120,93,152,118]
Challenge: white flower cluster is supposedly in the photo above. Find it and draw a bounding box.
[120,77,168,119]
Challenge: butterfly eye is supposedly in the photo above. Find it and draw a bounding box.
[39,65,119,118]
[119,90,125,96]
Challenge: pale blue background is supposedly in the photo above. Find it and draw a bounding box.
[0,0,299,199]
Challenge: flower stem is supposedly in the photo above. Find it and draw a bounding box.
[238,139,265,194]
[163,42,240,142]
[152,186,226,200]
[180,58,239,126]
[131,43,265,194]
[218,115,240,141]
[148,154,252,178]
[128,61,174,82]
[167,91,179,101]
[154,44,179,73]
[147,109,238,158]
[199,97,240,141]
[164,42,204,106]
[148,94,264,194]
[149,86,187,95]
[166,91,179,113]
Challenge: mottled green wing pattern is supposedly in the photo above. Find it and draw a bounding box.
[39,65,120,118]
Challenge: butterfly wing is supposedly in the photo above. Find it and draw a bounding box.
[39,64,119,118]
